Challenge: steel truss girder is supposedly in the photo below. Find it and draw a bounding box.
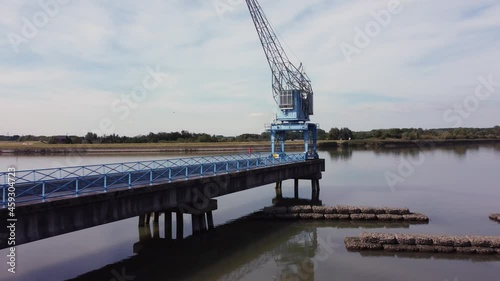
[268,122,319,160]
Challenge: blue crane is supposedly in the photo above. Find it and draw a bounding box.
[245,0,319,160]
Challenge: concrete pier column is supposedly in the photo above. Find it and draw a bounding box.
[138,213,151,227]
[207,211,214,229]
[192,214,201,234]
[138,224,151,242]
[200,213,207,231]
[176,212,184,239]
[294,179,299,199]
[152,220,160,239]
[311,179,320,201]
[153,212,160,223]
[138,215,145,227]
[275,181,283,198]
[164,211,172,240]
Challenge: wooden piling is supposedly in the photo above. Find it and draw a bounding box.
[275,181,283,198]
[164,211,172,239]
[207,211,214,229]
[176,212,184,239]
[294,179,299,199]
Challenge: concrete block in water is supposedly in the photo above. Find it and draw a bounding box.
[347,206,361,214]
[345,237,362,250]
[360,233,397,244]
[345,237,359,250]
[385,207,410,215]
[312,206,326,214]
[383,244,418,252]
[311,213,325,220]
[489,213,500,222]
[467,236,493,248]
[484,236,500,248]
[323,206,337,214]
[474,247,496,255]
[372,207,387,214]
[347,233,500,256]
[359,206,376,214]
[456,247,477,254]
[376,214,403,221]
[275,213,299,219]
[434,246,456,253]
[350,214,376,220]
[376,214,391,221]
[288,205,312,213]
[432,235,455,247]
[450,236,472,247]
[345,237,383,251]
[299,213,315,219]
[416,245,437,253]
[336,205,355,214]
[396,234,416,245]
[414,235,434,245]
[402,213,429,222]
[324,214,350,220]
[299,213,324,220]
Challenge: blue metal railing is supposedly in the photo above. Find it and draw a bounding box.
[1,153,306,206]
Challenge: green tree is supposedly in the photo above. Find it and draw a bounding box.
[328,128,340,140]
[85,132,98,144]
[339,127,353,140]
[317,129,327,140]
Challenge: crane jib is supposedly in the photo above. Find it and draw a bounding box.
[245,0,319,160]
[245,0,314,118]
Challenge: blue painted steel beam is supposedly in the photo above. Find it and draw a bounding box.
[0,153,306,206]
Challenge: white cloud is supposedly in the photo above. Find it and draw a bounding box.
[1,0,499,136]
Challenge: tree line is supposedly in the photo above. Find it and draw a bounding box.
[1,126,498,144]
[345,126,500,140]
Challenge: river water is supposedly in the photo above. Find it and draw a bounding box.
[1,144,499,281]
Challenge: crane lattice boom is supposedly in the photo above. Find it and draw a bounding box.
[246,0,314,116]
[245,0,319,160]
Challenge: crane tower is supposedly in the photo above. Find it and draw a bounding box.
[245,0,319,159]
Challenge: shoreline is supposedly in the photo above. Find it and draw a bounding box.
[318,138,500,149]
[0,139,498,155]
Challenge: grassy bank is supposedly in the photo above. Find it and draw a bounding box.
[0,141,304,155]
[1,138,499,155]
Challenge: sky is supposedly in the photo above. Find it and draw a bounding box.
[0,0,499,136]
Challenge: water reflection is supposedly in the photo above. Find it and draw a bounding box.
[273,227,318,281]
[326,147,353,161]
[70,208,428,281]
[326,143,500,162]
[355,249,500,262]
[6,144,500,281]
[70,216,309,280]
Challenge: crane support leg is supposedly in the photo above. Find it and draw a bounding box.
[268,122,318,160]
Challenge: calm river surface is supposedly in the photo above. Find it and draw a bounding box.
[1,144,499,281]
